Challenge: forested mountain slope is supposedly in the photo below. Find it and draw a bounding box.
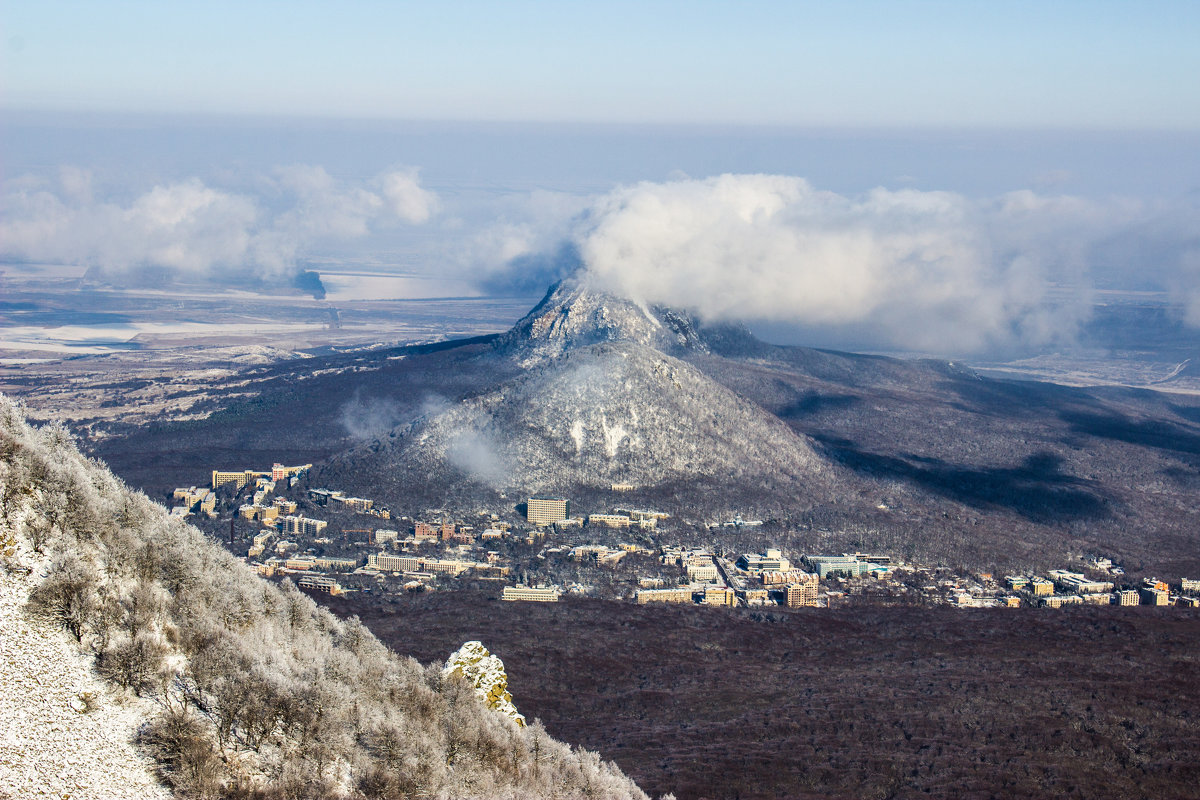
[0,395,648,800]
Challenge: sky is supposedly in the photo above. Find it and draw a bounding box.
[5,0,1200,129]
[3,2,1199,357]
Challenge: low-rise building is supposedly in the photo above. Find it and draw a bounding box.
[738,548,791,574]
[587,513,632,529]
[702,586,736,607]
[308,488,344,506]
[374,529,400,546]
[1039,594,1083,608]
[738,587,770,606]
[422,559,470,577]
[571,545,628,565]
[636,587,694,604]
[297,574,343,595]
[314,556,359,571]
[1143,577,1169,592]
[686,562,720,583]
[1005,575,1030,591]
[335,496,375,513]
[1048,570,1114,595]
[502,585,562,602]
[1181,578,1200,592]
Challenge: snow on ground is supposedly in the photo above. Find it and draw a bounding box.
[0,543,171,800]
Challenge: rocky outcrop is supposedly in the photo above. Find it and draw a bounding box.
[443,641,526,727]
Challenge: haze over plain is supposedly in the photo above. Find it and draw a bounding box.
[3,1,1199,358]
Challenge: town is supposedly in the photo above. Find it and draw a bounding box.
[173,464,1200,612]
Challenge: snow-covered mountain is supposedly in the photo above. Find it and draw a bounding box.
[331,278,831,501]
[493,279,711,365]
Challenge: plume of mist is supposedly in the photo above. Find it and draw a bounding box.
[339,393,405,441]
[475,174,1200,353]
[0,165,438,281]
[446,428,508,489]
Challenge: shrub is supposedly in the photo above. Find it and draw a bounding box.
[97,633,167,695]
[27,553,99,640]
[139,709,221,798]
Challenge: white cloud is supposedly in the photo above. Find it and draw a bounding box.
[478,174,1200,352]
[0,165,439,280]
[378,168,439,224]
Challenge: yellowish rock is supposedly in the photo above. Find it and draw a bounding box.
[442,641,526,727]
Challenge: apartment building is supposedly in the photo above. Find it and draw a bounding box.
[277,514,328,537]
[1115,589,1140,606]
[369,553,421,572]
[786,580,819,608]
[527,496,570,526]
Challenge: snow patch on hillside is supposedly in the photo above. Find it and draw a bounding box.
[0,542,170,800]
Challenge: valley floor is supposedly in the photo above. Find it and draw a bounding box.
[327,590,1200,800]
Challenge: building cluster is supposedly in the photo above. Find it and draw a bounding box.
[999,570,1194,607]
[632,547,822,609]
[173,463,310,519]
[171,486,216,517]
[366,551,509,580]
[525,495,670,532]
[185,470,1200,613]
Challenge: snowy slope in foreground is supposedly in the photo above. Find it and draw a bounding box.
[0,395,649,800]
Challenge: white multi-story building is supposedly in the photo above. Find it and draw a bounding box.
[526,496,570,526]
[502,585,561,602]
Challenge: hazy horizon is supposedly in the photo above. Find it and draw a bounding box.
[4,2,1198,359]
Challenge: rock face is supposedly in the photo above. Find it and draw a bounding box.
[443,641,526,727]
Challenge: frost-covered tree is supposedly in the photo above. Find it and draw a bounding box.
[0,395,650,800]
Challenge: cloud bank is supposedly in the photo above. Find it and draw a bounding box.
[478,174,1200,353]
[0,165,438,282]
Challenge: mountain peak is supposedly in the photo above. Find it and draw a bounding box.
[494,278,708,363]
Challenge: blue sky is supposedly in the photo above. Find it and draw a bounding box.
[3,1,1199,356]
[5,0,1199,128]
